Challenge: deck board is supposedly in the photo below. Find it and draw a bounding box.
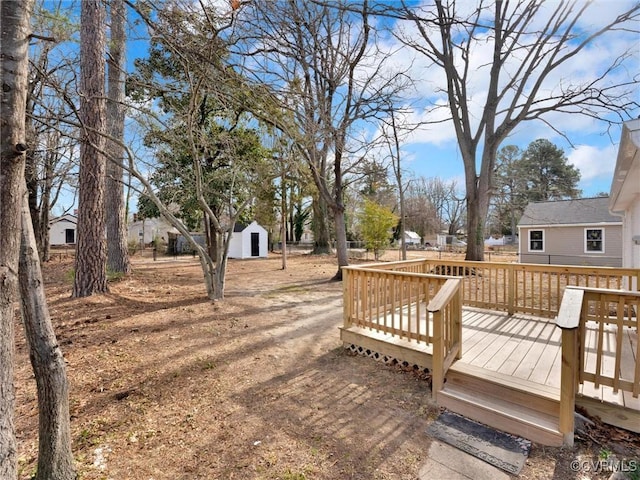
[363,306,638,411]
[496,316,550,376]
[511,321,557,380]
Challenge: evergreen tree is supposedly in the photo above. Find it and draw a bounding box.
[521,139,581,202]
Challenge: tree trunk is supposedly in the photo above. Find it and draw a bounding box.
[25,146,41,255]
[332,207,348,281]
[19,186,76,480]
[205,216,217,262]
[0,1,34,476]
[398,186,406,261]
[105,0,131,275]
[311,195,331,255]
[464,174,491,262]
[281,171,287,270]
[465,191,484,261]
[73,0,108,297]
[38,169,52,262]
[213,230,228,300]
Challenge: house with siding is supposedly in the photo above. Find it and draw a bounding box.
[128,216,179,246]
[49,214,77,245]
[517,197,622,266]
[403,231,421,246]
[609,118,640,271]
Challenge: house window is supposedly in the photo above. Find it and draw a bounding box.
[585,228,604,253]
[529,230,544,252]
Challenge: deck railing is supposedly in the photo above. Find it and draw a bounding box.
[556,286,640,446]
[342,266,462,398]
[343,266,451,342]
[428,278,463,398]
[353,259,639,318]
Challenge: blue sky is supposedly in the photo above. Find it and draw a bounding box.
[45,0,640,215]
[371,0,640,198]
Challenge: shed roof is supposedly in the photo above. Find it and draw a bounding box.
[404,231,421,239]
[49,214,77,225]
[233,222,248,232]
[518,197,620,227]
[233,221,265,233]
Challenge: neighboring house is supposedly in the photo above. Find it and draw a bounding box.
[228,221,268,259]
[609,118,640,271]
[49,214,77,245]
[436,234,466,249]
[485,236,506,247]
[174,233,206,254]
[403,230,421,246]
[128,216,179,245]
[517,197,622,266]
[485,235,517,247]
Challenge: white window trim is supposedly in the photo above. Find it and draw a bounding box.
[584,227,605,254]
[528,229,545,252]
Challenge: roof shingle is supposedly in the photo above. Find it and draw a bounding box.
[518,197,620,227]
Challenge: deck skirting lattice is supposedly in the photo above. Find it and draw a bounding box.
[345,343,432,374]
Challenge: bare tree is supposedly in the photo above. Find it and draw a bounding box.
[1,1,35,476]
[124,2,275,299]
[25,2,79,261]
[398,0,640,260]
[73,0,108,296]
[19,186,76,479]
[105,0,131,274]
[235,0,411,279]
[380,104,419,260]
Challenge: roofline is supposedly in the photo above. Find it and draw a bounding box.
[522,196,609,207]
[609,118,640,213]
[49,214,77,224]
[517,222,622,229]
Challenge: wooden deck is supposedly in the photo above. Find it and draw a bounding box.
[457,308,639,410]
[342,260,640,444]
[347,305,640,410]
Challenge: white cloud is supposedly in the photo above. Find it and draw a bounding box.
[568,143,618,185]
[386,0,639,149]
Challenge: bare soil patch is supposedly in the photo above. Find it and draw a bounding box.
[15,252,640,479]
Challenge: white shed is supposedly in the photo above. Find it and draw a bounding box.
[403,231,421,245]
[49,214,77,245]
[228,221,268,259]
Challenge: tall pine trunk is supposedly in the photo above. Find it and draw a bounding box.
[0,1,34,476]
[105,0,131,274]
[73,0,108,296]
[19,186,76,479]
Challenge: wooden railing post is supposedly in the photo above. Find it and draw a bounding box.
[508,265,515,315]
[454,288,463,360]
[432,309,444,400]
[343,267,352,329]
[428,278,461,401]
[556,287,584,447]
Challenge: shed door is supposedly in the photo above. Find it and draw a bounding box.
[251,232,260,257]
[65,228,75,244]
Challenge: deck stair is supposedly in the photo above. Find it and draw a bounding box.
[439,362,564,446]
[341,325,565,446]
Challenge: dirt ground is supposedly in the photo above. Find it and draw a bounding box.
[14,250,640,479]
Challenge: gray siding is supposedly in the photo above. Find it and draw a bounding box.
[519,225,622,267]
